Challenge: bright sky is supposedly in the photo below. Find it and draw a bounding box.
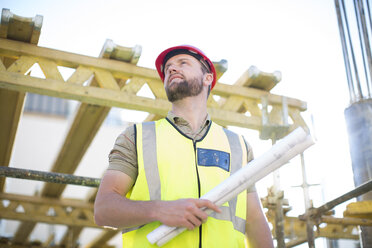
[3,0,358,246]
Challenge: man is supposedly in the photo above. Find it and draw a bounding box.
[94,45,274,248]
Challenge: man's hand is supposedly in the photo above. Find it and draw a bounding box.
[154,199,221,230]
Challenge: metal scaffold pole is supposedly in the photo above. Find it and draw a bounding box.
[300,153,315,248]
[0,166,101,187]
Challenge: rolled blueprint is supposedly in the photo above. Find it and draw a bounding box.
[147,127,314,246]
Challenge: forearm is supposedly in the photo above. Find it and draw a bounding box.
[246,215,274,248]
[245,192,274,248]
[94,170,221,230]
[94,191,158,229]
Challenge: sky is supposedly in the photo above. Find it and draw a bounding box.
[2,0,362,246]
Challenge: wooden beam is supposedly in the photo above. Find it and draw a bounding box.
[0,38,158,81]
[85,230,119,248]
[285,237,308,248]
[321,216,372,226]
[267,210,359,241]
[344,201,372,219]
[0,39,307,110]
[56,41,141,247]
[0,9,42,43]
[60,226,83,247]
[0,9,42,192]
[213,83,306,111]
[234,66,281,91]
[0,193,103,228]
[0,71,264,130]
[0,87,25,190]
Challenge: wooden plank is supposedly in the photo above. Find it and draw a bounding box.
[13,221,37,244]
[0,193,93,209]
[7,56,35,74]
[60,189,98,246]
[0,39,307,110]
[344,201,372,218]
[0,88,25,191]
[0,71,263,129]
[47,42,140,247]
[40,104,111,197]
[0,56,36,192]
[66,66,94,85]
[122,77,146,94]
[0,193,100,228]
[60,226,82,247]
[0,38,159,81]
[207,94,220,108]
[268,215,359,241]
[37,58,64,81]
[85,230,119,248]
[288,107,308,132]
[213,83,306,111]
[269,105,284,125]
[321,216,372,226]
[93,69,120,90]
[234,66,281,91]
[42,233,55,247]
[1,206,97,228]
[0,59,6,71]
[242,99,261,117]
[221,96,245,112]
[0,9,42,45]
[145,79,166,99]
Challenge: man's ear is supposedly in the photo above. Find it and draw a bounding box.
[203,73,213,87]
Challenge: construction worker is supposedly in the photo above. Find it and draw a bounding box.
[94,45,274,248]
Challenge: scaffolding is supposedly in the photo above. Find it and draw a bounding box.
[0,8,371,248]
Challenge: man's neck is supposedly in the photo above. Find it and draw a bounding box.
[171,96,208,133]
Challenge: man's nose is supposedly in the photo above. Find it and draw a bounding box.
[168,64,180,74]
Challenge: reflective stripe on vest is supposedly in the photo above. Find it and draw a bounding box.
[142,122,161,201]
[224,128,246,234]
[123,121,246,235]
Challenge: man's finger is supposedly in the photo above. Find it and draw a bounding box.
[197,199,222,213]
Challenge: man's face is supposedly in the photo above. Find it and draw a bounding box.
[163,54,205,102]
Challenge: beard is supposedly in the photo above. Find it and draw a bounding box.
[165,75,204,102]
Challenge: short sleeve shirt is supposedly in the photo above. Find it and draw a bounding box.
[108,112,256,192]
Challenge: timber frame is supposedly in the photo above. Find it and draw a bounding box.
[1,8,370,248]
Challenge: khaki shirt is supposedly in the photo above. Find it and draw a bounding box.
[108,112,255,192]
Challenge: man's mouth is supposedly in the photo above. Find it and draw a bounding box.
[168,74,183,84]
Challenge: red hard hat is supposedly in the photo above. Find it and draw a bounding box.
[155,45,217,90]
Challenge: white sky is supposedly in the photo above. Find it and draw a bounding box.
[3,0,360,246]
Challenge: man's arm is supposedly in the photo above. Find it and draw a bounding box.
[94,170,221,230]
[245,191,274,248]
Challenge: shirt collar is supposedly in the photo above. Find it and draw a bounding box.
[167,111,211,127]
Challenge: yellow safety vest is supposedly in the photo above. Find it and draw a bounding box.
[122,118,248,248]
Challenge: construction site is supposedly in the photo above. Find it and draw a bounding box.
[0,1,371,247]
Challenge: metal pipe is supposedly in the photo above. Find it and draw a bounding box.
[300,179,372,219]
[271,137,285,248]
[354,0,372,97]
[300,153,315,248]
[334,0,356,102]
[366,0,372,35]
[0,166,100,187]
[341,0,364,100]
[357,0,372,97]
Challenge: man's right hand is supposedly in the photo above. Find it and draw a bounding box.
[154,199,221,230]
[95,170,221,230]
